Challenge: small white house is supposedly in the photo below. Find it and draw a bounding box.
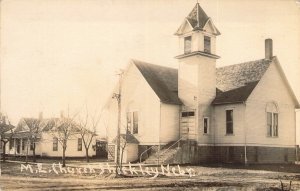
[7,116,96,158]
[105,3,299,164]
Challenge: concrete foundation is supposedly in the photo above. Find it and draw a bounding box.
[174,141,296,164]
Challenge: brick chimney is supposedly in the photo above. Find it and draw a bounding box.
[265,38,273,60]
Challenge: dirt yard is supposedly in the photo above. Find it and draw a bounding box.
[0,161,300,190]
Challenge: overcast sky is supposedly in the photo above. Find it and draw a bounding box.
[1,0,300,125]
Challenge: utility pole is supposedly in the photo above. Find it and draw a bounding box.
[112,70,123,174]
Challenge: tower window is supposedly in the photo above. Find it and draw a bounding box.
[184,36,192,54]
[204,36,211,53]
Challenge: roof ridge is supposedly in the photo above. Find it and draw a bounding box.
[131,59,177,71]
[216,58,268,69]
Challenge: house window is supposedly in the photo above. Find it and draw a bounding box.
[266,102,279,137]
[30,140,34,151]
[78,138,82,151]
[22,139,25,150]
[53,137,58,151]
[9,139,14,149]
[184,36,192,54]
[204,36,211,53]
[133,112,139,134]
[127,112,132,134]
[226,110,233,134]
[203,117,209,134]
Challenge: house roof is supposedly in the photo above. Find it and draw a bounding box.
[132,59,182,105]
[114,56,298,107]
[112,134,139,144]
[13,117,84,139]
[11,131,41,139]
[212,81,259,105]
[132,58,271,106]
[15,118,53,132]
[212,59,271,105]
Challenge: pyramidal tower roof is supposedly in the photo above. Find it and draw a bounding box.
[187,3,209,30]
[175,3,220,35]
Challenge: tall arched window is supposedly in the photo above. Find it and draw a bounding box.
[266,102,279,137]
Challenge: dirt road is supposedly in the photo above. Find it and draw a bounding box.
[0,162,300,190]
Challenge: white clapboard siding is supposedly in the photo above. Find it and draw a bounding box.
[160,103,180,144]
[214,104,246,145]
[107,63,161,145]
[246,61,296,147]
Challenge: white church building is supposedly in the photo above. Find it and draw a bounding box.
[105,3,299,164]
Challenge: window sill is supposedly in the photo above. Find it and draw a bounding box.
[225,134,235,136]
[266,136,279,138]
[203,133,209,136]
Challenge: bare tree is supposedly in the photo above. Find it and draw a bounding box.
[77,107,101,162]
[18,118,43,162]
[0,114,14,162]
[119,124,129,170]
[48,111,78,167]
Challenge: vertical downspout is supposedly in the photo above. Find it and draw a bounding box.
[295,109,299,162]
[158,102,162,165]
[244,102,248,165]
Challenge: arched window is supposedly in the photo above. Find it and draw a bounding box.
[266,102,279,137]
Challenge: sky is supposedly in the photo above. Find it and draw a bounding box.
[1,0,300,127]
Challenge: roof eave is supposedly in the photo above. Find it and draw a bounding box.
[212,101,244,105]
[272,56,300,108]
[161,100,182,105]
[175,51,220,59]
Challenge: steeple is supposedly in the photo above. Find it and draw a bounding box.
[175,3,220,36]
[175,2,221,142]
[175,2,220,110]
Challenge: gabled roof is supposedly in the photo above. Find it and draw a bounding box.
[212,81,259,105]
[132,59,182,105]
[212,59,271,105]
[109,57,298,108]
[15,117,52,132]
[175,3,220,36]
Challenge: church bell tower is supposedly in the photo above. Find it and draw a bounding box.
[175,3,220,140]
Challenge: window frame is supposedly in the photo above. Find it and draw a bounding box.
[126,111,139,134]
[133,111,139,134]
[9,138,13,150]
[226,109,234,135]
[126,112,132,134]
[22,139,25,151]
[184,36,192,54]
[203,117,209,134]
[181,111,195,117]
[204,36,211,53]
[30,140,34,151]
[53,137,58,151]
[267,112,278,137]
[77,138,83,151]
